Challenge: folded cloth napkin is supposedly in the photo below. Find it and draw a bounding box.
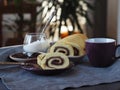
[0,45,23,72]
[0,45,120,90]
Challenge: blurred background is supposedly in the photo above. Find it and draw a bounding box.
[0,0,119,47]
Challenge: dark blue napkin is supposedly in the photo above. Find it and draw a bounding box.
[0,45,120,90]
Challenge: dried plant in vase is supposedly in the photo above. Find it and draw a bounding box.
[36,0,95,40]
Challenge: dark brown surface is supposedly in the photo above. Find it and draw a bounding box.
[94,0,107,37]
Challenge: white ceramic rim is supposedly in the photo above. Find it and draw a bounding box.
[86,38,115,43]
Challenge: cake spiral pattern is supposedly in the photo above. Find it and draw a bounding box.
[49,34,88,56]
[49,43,74,56]
[37,52,69,70]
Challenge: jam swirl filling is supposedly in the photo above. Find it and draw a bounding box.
[54,46,69,56]
[46,56,64,68]
[73,47,79,56]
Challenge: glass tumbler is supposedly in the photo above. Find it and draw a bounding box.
[23,33,50,56]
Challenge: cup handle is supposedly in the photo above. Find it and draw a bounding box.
[115,45,120,59]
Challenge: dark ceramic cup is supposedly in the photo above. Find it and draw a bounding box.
[85,38,120,67]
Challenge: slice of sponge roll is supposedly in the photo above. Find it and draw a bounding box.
[49,43,74,56]
[57,34,87,48]
[37,52,70,70]
[62,42,82,56]
[55,34,88,56]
